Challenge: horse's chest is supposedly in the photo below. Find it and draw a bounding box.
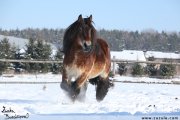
[64,54,92,79]
[65,65,82,79]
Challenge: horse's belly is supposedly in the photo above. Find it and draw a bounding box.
[88,64,105,79]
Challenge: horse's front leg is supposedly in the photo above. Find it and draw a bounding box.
[76,82,88,102]
[70,73,87,101]
[96,76,111,102]
[60,68,71,92]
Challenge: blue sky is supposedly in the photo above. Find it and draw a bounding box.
[0,0,180,31]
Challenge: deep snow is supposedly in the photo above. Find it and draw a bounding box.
[0,74,180,120]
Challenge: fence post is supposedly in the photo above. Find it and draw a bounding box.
[112,56,116,76]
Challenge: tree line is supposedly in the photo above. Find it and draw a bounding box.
[0,28,180,52]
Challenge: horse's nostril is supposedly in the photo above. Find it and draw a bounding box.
[84,42,87,48]
[83,42,91,52]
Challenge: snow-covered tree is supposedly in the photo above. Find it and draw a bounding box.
[24,38,52,73]
[51,48,63,74]
[0,38,15,74]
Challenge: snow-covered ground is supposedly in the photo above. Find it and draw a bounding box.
[0,74,180,120]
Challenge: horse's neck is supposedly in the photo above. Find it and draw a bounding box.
[64,43,82,55]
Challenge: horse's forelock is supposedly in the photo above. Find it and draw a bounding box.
[83,17,97,44]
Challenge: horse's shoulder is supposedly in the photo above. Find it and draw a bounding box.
[96,38,109,48]
[94,38,110,56]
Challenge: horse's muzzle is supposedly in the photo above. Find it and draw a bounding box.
[83,42,92,52]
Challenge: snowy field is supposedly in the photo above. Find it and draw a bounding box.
[0,74,180,120]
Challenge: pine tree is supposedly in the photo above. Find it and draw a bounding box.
[14,48,27,73]
[118,63,127,75]
[51,48,63,74]
[35,40,52,72]
[159,59,176,78]
[145,57,158,76]
[24,38,52,73]
[0,38,12,75]
[132,63,144,76]
[24,38,37,72]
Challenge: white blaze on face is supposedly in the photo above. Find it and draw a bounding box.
[85,41,92,46]
[84,40,91,47]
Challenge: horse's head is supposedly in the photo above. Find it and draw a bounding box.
[63,15,97,53]
[77,15,96,52]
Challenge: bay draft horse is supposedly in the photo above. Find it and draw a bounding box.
[61,14,113,102]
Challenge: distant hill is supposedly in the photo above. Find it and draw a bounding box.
[0,35,57,51]
[0,35,28,49]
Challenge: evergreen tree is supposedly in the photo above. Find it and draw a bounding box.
[51,48,63,74]
[145,57,158,76]
[118,63,127,75]
[26,38,36,59]
[0,38,12,74]
[24,38,52,73]
[159,59,176,78]
[131,63,144,76]
[35,40,52,73]
[14,48,26,73]
[24,38,37,72]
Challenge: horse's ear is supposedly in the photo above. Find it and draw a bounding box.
[89,15,92,22]
[78,14,83,22]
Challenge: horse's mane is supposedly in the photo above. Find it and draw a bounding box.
[63,16,97,54]
[63,20,81,54]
